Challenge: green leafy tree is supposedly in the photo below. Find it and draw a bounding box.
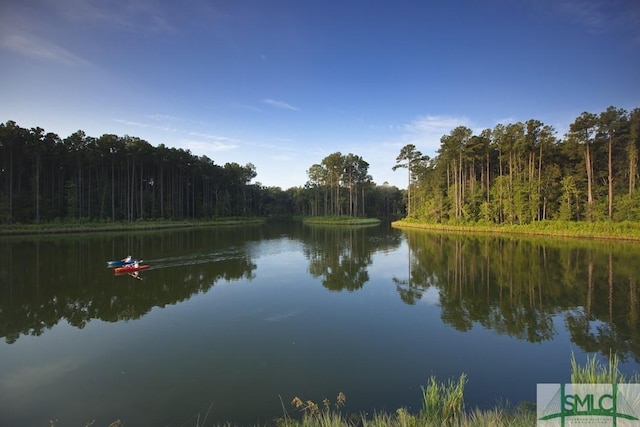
[394,144,427,217]
[628,109,640,197]
[568,112,598,220]
[438,126,473,220]
[322,152,345,216]
[598,106,628,219]
[306,163,327,216]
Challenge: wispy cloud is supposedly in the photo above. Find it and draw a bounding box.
[114,118,178,133]
[59,0,175,33]
[188,131,239,144]
[557,0,607,32]
[147,114,182,122]
[114,116,240,156]
[115,119,150,128]
[0,34,90,66]
[115,117,242,146]
[397,115,472,155]
[404,115,471,134]
[495,116,516,126]
[181,139,238,154]
[262,98,299,111]
[554,0,640,42]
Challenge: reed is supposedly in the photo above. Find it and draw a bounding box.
[276,353,639,427]
[279,373,533,427]
[463,404,537,427]
[570,351,640,383]
[420,373,467,424]
[281,393,347,427]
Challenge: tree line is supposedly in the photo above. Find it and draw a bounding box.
[305,152,404,217]
[395,105,640,223]
[0,120,404,223]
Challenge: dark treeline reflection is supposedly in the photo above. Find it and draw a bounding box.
[3,223,639,362]
[0,221,404,344]
[396,230,640,361]
[0,225,279,344]
[302,223,403,292]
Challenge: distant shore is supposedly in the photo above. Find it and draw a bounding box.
[391,219,640,241]
[302,216,382,225]
[0,218,265,236]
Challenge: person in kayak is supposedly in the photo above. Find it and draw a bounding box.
[122,255,133,264]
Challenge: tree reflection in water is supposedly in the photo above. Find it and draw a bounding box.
[302,223,403,292]
[0,226,261,344]
[394,230,640,362]
[1,224,638,364]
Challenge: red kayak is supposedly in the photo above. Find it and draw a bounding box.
[114,264,150,274]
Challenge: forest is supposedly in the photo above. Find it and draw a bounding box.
[0,121,404,223]
[2,104,638,226]
[396,105,640,224]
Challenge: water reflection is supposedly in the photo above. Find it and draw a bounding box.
[1,223,639,366]
[395,230,640,361]
[303,223,402,291]
[0,226,263,344]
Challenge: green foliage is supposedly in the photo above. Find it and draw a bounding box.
[614,193,640,221]
[394,105,640,226]
[392,218,640,241]
[274,354,639,427]
[0,121,405,224]
[278,380,536,427]
[479,201,493,223]
[570,352,640,384]
[303,216,381,225]
[559,176,579,220]
[421,374,467,424]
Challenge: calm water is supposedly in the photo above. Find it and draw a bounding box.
[1,221,639,426]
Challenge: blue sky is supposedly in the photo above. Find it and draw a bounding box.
[1,0,639,189]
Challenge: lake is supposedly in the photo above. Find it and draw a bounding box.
[1,221,639,426]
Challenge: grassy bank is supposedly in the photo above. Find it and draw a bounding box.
[303,216,382,226]
[276,375,533,427]
[392,219,640,241]
[0,218,265,236]
[272,353,637,427]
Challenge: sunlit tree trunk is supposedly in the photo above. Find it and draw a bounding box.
[586,142,594,212]
[608,132,613,219]
[629,143,637,197]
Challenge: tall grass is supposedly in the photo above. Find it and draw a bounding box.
[280,393,347,427]
[279,374,534,427]
[570,351,640,383]
[420,373,467,424]
[275,353,637,427]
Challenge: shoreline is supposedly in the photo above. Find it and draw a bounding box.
[303,216,382,226]
[391,219,640,242]
[0,218,265,236]
[4,217,640,241]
